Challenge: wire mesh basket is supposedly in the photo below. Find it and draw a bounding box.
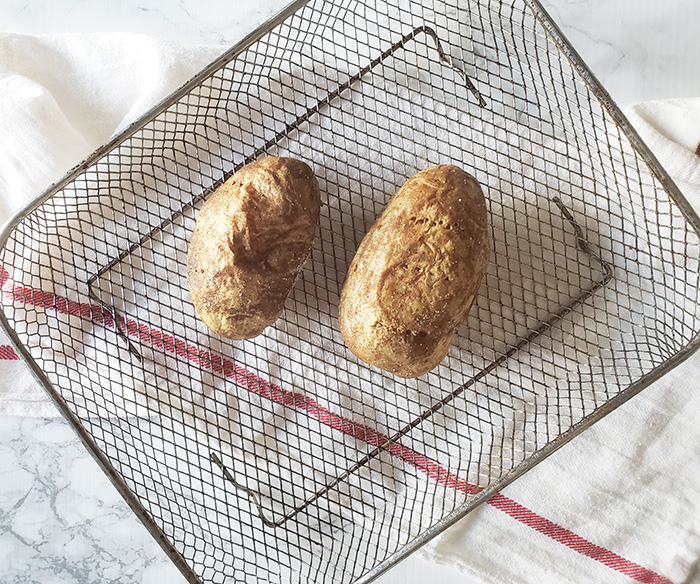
[2,0,699,582]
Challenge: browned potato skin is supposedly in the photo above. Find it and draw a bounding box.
[187,157,320,339]
[339,165,489,378]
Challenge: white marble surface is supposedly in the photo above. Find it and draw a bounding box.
[3,0,700,108]
[1,1,699,583]
[541,0,700,107]
[0,416,185,584]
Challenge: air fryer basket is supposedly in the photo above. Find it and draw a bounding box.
[1,0,699,582]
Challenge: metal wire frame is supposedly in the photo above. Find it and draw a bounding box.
[0,0,699,583]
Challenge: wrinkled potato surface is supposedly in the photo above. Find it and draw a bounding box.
[187,157,320,339]
[339,165,489,378]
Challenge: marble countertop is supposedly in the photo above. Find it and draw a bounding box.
[4,0,700,107]
[1,1,699,583]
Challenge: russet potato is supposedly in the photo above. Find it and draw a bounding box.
[339,165,489,378]
[187,157,320,339]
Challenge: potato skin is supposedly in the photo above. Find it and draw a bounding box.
[187,157,320,339]
[339,165,489,378]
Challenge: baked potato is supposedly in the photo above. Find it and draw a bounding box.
[339,164,489,377]
[187,157,321,339]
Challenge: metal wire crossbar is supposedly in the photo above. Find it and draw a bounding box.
[1,0,699,583]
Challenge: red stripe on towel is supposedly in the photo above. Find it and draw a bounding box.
[0,269,672,584]
[0,344,19,360]
[487,494,671,583]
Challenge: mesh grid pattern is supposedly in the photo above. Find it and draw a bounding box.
[1,0,700,582]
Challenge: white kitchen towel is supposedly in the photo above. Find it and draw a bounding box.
[0,33,225,416]
[1,32,700,584]
[419,98,700,584]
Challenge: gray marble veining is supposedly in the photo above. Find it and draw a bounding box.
[2,0,289,46]
[540,0,700,106]
[0,416,185,584]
